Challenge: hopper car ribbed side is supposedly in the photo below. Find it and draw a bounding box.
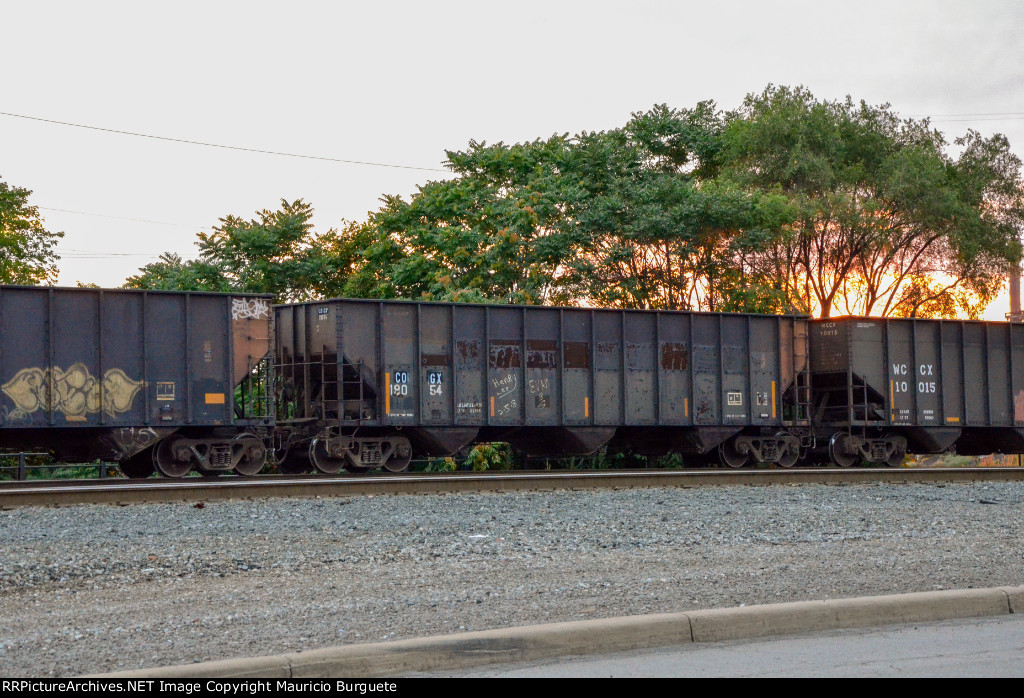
[810,316,1024,466]
[272,299,812,472]
[0,285,274,477]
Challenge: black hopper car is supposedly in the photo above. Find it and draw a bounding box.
[2,286,1023,476]
[272,300,811,472]
[0,285,273,477]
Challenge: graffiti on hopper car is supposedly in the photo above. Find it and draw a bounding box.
[1,363,146,420]
[232,297,270,321]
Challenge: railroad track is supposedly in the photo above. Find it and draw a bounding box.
[2,467,1023,509]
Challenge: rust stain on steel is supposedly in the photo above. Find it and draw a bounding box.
[660,343,688,371]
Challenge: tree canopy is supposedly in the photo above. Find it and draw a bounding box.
[720,85,1024,318]
[0,178,63,285]
[126,199,370,302]
[347,104,794,312]
[126,87,1024,319]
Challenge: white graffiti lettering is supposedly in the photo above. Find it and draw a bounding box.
[232,298,270,321]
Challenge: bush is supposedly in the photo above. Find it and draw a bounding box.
[464,443,514,471]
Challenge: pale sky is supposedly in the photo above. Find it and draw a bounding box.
[2,0,1023,317]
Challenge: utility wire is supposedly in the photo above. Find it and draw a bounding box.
[59,252,200,259]
[928,116,1024,122]
[907,112,1024,117]
[39,206,204,228]
[0,110,450,173]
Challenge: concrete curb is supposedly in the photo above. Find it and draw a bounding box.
[93,586,1022,678]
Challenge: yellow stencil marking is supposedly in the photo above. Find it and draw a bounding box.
[490,396,495,417]
[205,393,225,405]
[684,397,689,418]
[771,381,776,419]
[584,396,589,418]
[385,372,391,414]
[946,417,960,423]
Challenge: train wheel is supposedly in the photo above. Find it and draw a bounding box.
[233,434,267,476]
[309,438,345,474]
[828,432,859,468]
[382,436,413,473]
[775,432,799,468]
[718,440,749,469]
[776,448,799,468]
[119,451,155,479]
[339,440,370,473]
[153,436,193,478]
[885,436,907,468]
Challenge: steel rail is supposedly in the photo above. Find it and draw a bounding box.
[1,467,1023,509]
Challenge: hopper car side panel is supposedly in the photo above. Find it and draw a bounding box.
[809,317,1024,464]
[273,299,808,472]
[0,286,273,472]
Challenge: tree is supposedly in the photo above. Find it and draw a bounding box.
[722,85,1024,318]
[348,134,582,304]
[347,105,794,312]
[0,177,63,285]
[123,252,229,292]
[126,199,370,302]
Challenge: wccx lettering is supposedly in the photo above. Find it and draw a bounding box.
[232,297,270,320]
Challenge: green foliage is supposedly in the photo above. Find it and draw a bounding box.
[651,452,686,469]
[124,87,1024,320]
[126,200,371,302]
[417,444,517,472]
[123,252,229,292]
[0,453,113,480]
[346,105,794,312]
[422,457,457,472]
[0,178,64,285]
[722,85,1024,318]
[463,443,514,471]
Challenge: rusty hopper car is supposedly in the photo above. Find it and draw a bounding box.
[0,286,274,477]
[273,299,812,472]
[809,316,1024,466]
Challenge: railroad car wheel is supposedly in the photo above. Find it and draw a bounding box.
[309,438,345,474]
[718,441,749,469]
[152,436,193,478]
[119,452,155,479]
[828,432,859,468]
[885,436,907,468]
[382,436,413,473]
[775,432,799,468]
[776,448,799,468]
[233,434,267,476]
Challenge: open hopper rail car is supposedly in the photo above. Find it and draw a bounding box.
[1,285,1022,476]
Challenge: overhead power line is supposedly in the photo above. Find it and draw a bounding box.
[59,249,200,259]
[927,116,1024,122]
[907,111,1024,117]
[0,110,450,173]
[39,206,204,228]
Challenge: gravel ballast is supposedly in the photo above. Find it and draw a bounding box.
[1,480,1022,676]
